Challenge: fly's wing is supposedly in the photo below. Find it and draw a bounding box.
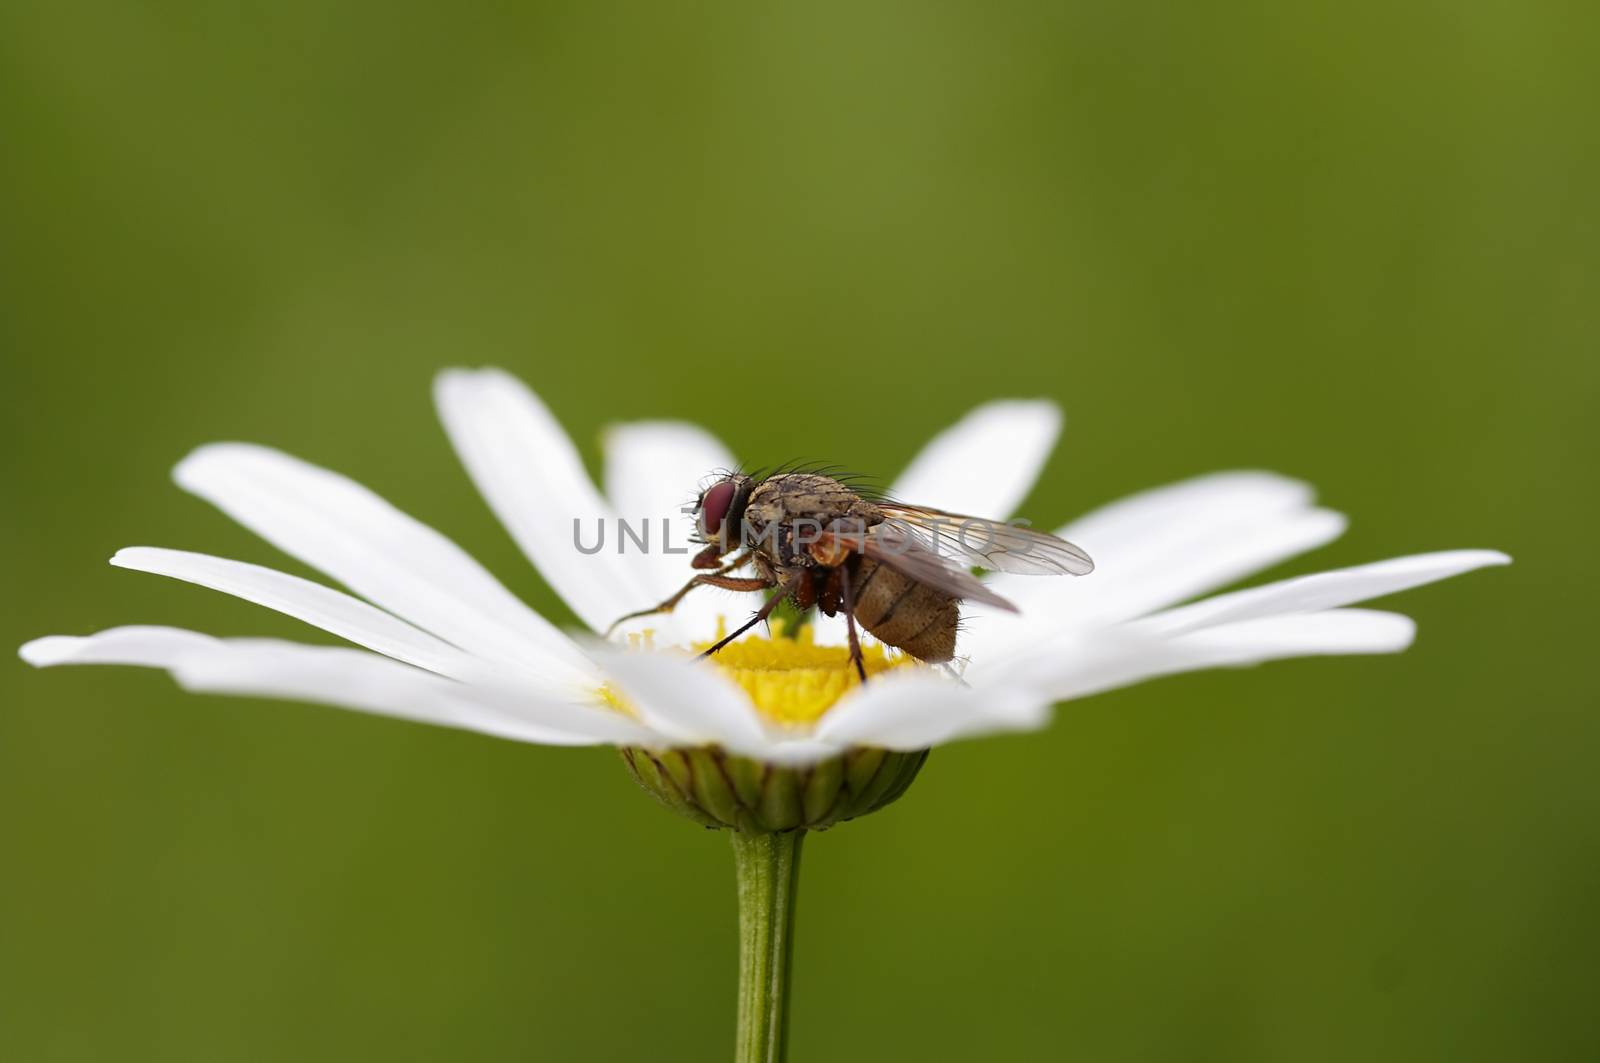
[877,503,1095,576]
[820,525,1019,612]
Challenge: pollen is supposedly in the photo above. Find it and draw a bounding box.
[600,620,918,727]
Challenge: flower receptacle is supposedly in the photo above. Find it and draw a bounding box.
[619,746,928,832]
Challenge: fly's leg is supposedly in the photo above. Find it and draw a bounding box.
[690,543,727,570]
[603,553,761,637]
[839,561,868,683]
[603,573,767,636]
[698,584,791,659]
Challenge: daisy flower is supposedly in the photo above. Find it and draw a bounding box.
[20,366,1507,794]
[19,367,1506,1062]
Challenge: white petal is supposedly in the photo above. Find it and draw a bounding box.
[751,736,854,767]
[434,368,651,633]
[22,627,649,747]
[1053,472,1337,611]
[1055,507,1349,624]
[21,625,222,668]
[174,442,592,684]
[979,471,1313,608]
[1139,550,1512,636]
[1066,470,1315,549]
[814,670,1052,750]
[602,420,740,639]
[1175,608,1417,658]
[889,400,1062,519]
[602,421,734,544]
[586,644,787,759]
[988,609,1417,703]
[111,546,496,684]
[974,472,1347,652]
[174,641,652,746]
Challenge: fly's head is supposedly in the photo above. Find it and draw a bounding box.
[692,473,756,553]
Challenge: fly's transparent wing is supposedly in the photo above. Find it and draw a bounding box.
[819,527,1019,612]
[877,503,1095,576]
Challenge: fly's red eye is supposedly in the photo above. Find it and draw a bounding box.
[699,480,737,537]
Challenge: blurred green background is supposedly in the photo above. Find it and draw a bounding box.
[3,2,1595,1060]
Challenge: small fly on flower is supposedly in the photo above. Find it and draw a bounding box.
[606,470,1095,680]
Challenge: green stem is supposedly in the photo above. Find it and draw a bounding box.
[731,829,804,1063]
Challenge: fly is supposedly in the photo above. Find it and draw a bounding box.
[606,472,1094,682]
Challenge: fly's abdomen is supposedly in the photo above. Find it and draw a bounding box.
[852,559,959,663]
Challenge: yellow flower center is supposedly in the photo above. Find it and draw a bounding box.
[603,620,920,727]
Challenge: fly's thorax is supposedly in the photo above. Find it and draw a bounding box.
[741,474,883,566]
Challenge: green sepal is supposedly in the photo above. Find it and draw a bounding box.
[801,756,844,824]
[844,747,886,795]
[725,756,766,810]
[758,768,803,831]
[688,748,742,825]
[621,748,722,828]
